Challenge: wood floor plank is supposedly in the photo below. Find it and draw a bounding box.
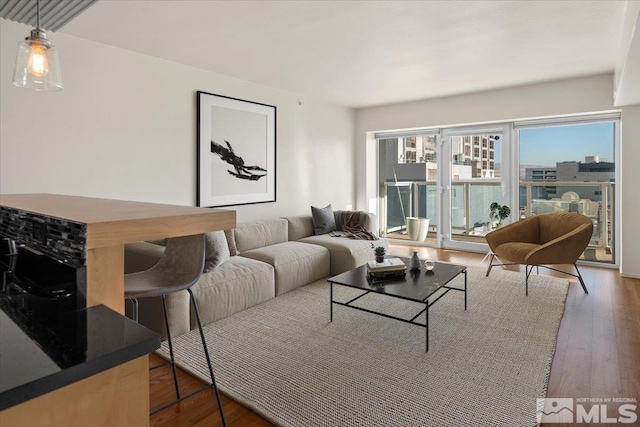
[592,279,623,396]
[612,278,640,407]
[149,244,640,426]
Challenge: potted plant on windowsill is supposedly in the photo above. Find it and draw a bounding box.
[489,202,511,229]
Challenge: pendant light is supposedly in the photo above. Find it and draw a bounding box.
[12,0,63,91]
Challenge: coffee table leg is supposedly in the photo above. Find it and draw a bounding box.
[330,282,333,322]
[425,301,429,352]
[464,270,467,311]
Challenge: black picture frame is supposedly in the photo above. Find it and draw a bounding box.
[197,91,277,208]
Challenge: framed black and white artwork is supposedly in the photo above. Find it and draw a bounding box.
[197,91,276,207]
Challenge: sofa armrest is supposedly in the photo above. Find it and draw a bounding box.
[364,213,378,235]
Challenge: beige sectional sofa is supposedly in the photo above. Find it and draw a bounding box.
[234,219,330,296]
[286,215,386,275]
[124,213,386,338]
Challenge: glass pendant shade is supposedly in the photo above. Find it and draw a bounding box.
[13,30,63,91]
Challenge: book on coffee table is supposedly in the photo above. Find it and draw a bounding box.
[367,258,406,273]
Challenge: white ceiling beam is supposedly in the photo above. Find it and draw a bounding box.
[0,0,99,32]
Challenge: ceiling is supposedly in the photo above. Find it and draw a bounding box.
[60,1,630,108]
[0,0,98,32]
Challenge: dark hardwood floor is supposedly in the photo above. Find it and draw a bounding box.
[150,245,640,426]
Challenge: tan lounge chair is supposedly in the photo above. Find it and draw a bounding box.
[485,212,593,295]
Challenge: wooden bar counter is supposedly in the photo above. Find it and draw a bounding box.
[0,193,236,427]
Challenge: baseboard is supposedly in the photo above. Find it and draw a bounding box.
[620,271,640,279]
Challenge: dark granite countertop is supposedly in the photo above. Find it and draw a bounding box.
[0,296,160,411]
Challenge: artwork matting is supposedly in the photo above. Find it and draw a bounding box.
[197,91,276,208]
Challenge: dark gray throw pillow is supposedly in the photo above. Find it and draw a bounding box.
[311,204,336,235]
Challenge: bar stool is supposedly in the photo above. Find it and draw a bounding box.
[125,234,226,426]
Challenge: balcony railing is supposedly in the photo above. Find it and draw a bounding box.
[380,180,615,263]
[520,181,614,251]
[381,180,502,236]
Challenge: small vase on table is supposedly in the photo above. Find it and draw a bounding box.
[409,251,421,271]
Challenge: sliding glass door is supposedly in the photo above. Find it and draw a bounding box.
[441,125,512,251]
[374,113,618,265]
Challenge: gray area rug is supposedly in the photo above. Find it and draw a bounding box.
[159,266,569,426]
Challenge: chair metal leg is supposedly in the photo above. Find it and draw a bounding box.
[187,288,227,427]
[486,253,495,277]
[162,295,180,401]
[574,264,589,294]
[525,265,535,296]
[129,298,139,323]
[128,296,183,414]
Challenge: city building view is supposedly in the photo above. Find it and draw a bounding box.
[378,120,616,264]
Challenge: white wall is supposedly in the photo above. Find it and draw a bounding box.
[355,74,640,278]
[0,20,355,223]
[619,104,640,278]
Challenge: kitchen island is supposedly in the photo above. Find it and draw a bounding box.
[0,193,235,426]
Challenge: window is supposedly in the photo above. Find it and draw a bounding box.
[518,120,617,264]
[374,113,619,266]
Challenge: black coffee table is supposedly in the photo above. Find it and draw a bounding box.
[328,258,467,352]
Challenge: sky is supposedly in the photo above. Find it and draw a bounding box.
[519,122,615,166]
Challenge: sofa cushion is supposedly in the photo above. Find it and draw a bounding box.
[204,231,230,272]
[235,218,288,252]
[286,215,315,241]
[299,234,388,275]
[311,204,336,235]
[190,256,275,327]
[285,213,379,241]
[240,241,330,296]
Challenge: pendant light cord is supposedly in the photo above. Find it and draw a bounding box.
[36,0,40,30]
